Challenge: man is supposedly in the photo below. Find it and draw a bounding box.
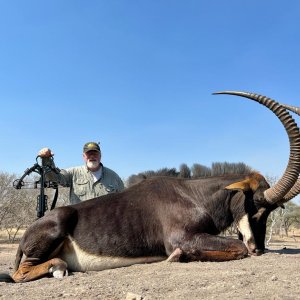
[38,142,124,204]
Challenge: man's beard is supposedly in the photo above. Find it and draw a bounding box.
[86,160,100,169]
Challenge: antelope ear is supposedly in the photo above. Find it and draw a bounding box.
[225,180,251,191]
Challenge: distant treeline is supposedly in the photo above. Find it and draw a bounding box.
[127,161,254,187]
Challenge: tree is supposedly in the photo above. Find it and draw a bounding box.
[191,163,211,178]
[211,162,252,176]
[0,172,40,241]
[178,163,191,178]
[280,202,300,236]
[0,172,17,227]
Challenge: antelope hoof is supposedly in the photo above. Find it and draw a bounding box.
[49,265,68,279]
[255,249,264,256]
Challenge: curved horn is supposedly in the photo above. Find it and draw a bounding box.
[213,91,300,204]
[279,102,300,202]
[280,178,300,202]
[280,104,300,116]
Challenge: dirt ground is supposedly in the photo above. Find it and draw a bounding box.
[0,239,300,300]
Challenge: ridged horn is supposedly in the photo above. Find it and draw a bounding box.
[280,178,300,203]
[213,91,300,204]
[280,102,300,202]
[280,104,300,116]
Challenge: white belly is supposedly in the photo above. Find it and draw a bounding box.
[58,236,166,272]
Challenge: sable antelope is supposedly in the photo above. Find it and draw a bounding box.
[1,91,300,283]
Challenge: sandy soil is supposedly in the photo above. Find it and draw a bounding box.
[0,240,300,300]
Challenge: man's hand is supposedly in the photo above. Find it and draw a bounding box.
[38,148,54,158]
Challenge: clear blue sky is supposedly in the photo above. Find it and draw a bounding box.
[1,1,300,201]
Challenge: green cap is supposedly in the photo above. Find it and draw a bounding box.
[83,142,101,153]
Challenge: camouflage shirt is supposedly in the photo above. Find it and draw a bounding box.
[45,163,124,204]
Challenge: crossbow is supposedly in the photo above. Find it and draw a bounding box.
[13,156,59,218]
